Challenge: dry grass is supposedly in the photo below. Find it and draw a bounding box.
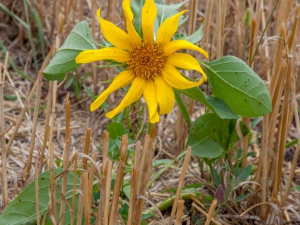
[0,0,300,224]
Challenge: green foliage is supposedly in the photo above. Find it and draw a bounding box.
[178,88,239,119]
[107,122,129,140]
[202,56,272,117]
[185,23,203,44]
[0,168,80,225]
[43,21,96,81]
[186,113,235,159]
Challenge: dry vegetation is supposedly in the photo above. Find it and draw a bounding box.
[0,0,300,224]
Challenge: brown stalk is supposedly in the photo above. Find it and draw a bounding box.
[216,0,225,58]
[79,0,84,21]
[192,203,223,225]
[252,0,262,67]
[203,0,214,53]
[87,151,97,210]
[35,159,40,225]
[135,135,152,224]
[274,57,293,197]
[97,158,108,225]
[24,69,43,184]
[0,54,8,207]
[59,96,71,225]
[76,173,85,225]
[288,6,300,51]
[235,0,245,58]
[204,199,218,225]
[104,160,113,225]
[127,167,138,225]
[281,79,300,207]
[175,200,184,225]
[169,147,192,224]
[266,62,287,180]
[270,25,285,98]
[102,131,109,164]
[260,116,269,219]
[72,152,78,214]
[39,81,53,171]
[109,135,128,224]
[134,141,141,168]
[109,161,125,224]
[83,172,91,225]
[83,128,92,169]
[49,143,57,223]
[248,19,256,67]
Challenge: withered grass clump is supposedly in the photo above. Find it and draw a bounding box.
[0,0,300,224]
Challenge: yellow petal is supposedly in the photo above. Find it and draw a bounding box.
[162,40,208,58]
[166,53,207,81]
[143,80,159,123]
[76,47,130,64]
[122,0,142,47]
[90,70,134,111]
[154,76,175,115]
[106,77,145,118]
[162,65,205,90]
[156,10,186,48]
[97,8,132,51]
[142,0,157,43]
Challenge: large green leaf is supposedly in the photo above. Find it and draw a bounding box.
[107,122,129,139]
[0,168,80,225]
[202,56,272,117]
[186,113,232,159]
[43,21,96,81]
[178,88,239,119]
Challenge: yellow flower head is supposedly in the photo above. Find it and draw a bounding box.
[76,0,208,123]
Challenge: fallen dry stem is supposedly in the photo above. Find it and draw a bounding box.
[205,199,218,225]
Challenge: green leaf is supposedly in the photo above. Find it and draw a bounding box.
[236,165,252,182]
[0,168,80,225]
[155,2,187,31]
[178,88,239,119]
[186,113,227,159]
[107,122,129,139]
[235,193,251,202]
[202,56,272,117]
[43,21,96,81]
[174,91,191,127]
[185,23,203,43]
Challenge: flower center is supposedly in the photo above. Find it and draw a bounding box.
[128,42,165,80]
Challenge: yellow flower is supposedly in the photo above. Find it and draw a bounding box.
[76,0,208,123]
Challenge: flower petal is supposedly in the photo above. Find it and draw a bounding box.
[142,0,157,43]
[122,0,142,47]
[166,53,207,81]
[97,8,132,51]
[143,80,159,123]
[90,70,134,112]
[162,65,205,90]
[154,76,175,115]
[156,10,186,48]
[162,40,208,58]
[76,47,130,64]
[106,77,145,118]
